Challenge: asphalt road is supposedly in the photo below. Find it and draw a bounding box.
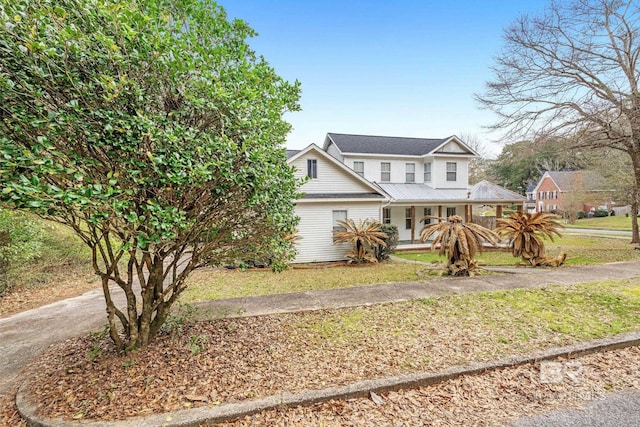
[564,227,633,236]
[511,390,640,426]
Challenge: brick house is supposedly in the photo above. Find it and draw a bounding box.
[534,170,613,215]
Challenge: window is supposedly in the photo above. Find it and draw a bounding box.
[383,207,391,224]
[424,162,432,182]
[353,161,364,177]
[405,163,415,183]
[307,159,317,179]
[332,210,347,231]
[381,162,391,182]
[446,207,456,217]
[405,208,412,230]
[423,207,432,224]
[446,162,457,181]
[553,191,558,199]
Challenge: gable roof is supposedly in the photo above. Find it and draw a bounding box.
[323,133,478,157]
[285,149,300,159]
[287,143,388,201]
[540,171,608,192]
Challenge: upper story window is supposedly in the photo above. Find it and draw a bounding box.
[307,159,317,179]
[353,161,364,177]
[424,162,432,182]
[381,162,391,182]
[405,163,415,183]
[446,162,457,182]
[383,207,391,224]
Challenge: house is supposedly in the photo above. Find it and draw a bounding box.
[286,144,388,263]
[533,170,614,215]
[287,133,526,263]
[524,183,537,213]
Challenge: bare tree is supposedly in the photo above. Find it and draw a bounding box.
[477,0,640,243]
[457,132,496,185]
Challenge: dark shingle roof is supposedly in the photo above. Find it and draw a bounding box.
[326,133,449,156]
[546,171,608,192]
[285,150,301,159]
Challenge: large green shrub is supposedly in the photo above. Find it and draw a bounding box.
[0,0,300,350]
[376,224,399,261]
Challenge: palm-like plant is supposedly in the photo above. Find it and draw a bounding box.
[333,219,388,263]
[496,211,566,267]
[419,215,501,276]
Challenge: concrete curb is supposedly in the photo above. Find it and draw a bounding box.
[17,331,640,427]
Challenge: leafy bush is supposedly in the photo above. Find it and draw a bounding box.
[376,224,398,261]
[0,209,43,296]
[577,211,586,219]
[594,210,609,217]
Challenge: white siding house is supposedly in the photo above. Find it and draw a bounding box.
[287,144,387,263]
[286,134,526,263]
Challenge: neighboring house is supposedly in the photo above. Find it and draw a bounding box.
[533,170,614,215]
[524,183,537,213]
[286,133,526,263]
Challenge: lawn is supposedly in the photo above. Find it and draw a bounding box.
[569,215,635,231]
[180,234,640,304]
[391,234,640,266]
[181,261,426,303]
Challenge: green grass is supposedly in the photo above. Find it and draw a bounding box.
[181,261,427,303]
[569,215,634,231]
[8,219,95,290]
[395,234,640,266]
[290,278,640,348]
[181,234,640,303]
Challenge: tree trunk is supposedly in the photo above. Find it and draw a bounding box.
[631,148,640,244]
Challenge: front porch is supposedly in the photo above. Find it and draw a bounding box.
[378,180,526,244]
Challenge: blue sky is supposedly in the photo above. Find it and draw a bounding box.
[222,1,549,157]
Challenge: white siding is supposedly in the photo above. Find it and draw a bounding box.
[294,202,382,263]
[325,142,344,162]
[291,152,374,194]
[388,204,466,242]
[437,140,468,153]
[343,155,425,184]
[432,157,469,189]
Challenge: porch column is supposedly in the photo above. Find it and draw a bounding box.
[438,205,443,221]
[496,205,503,218]
[410,205,416,244]
[464,204,471,223]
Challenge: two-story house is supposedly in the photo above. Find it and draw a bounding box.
[534,170,614,216]
[287,133,526,263]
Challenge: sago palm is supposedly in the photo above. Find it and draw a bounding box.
[419,215,501,276]
[495,211,566,267]
[333,219,387,263]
